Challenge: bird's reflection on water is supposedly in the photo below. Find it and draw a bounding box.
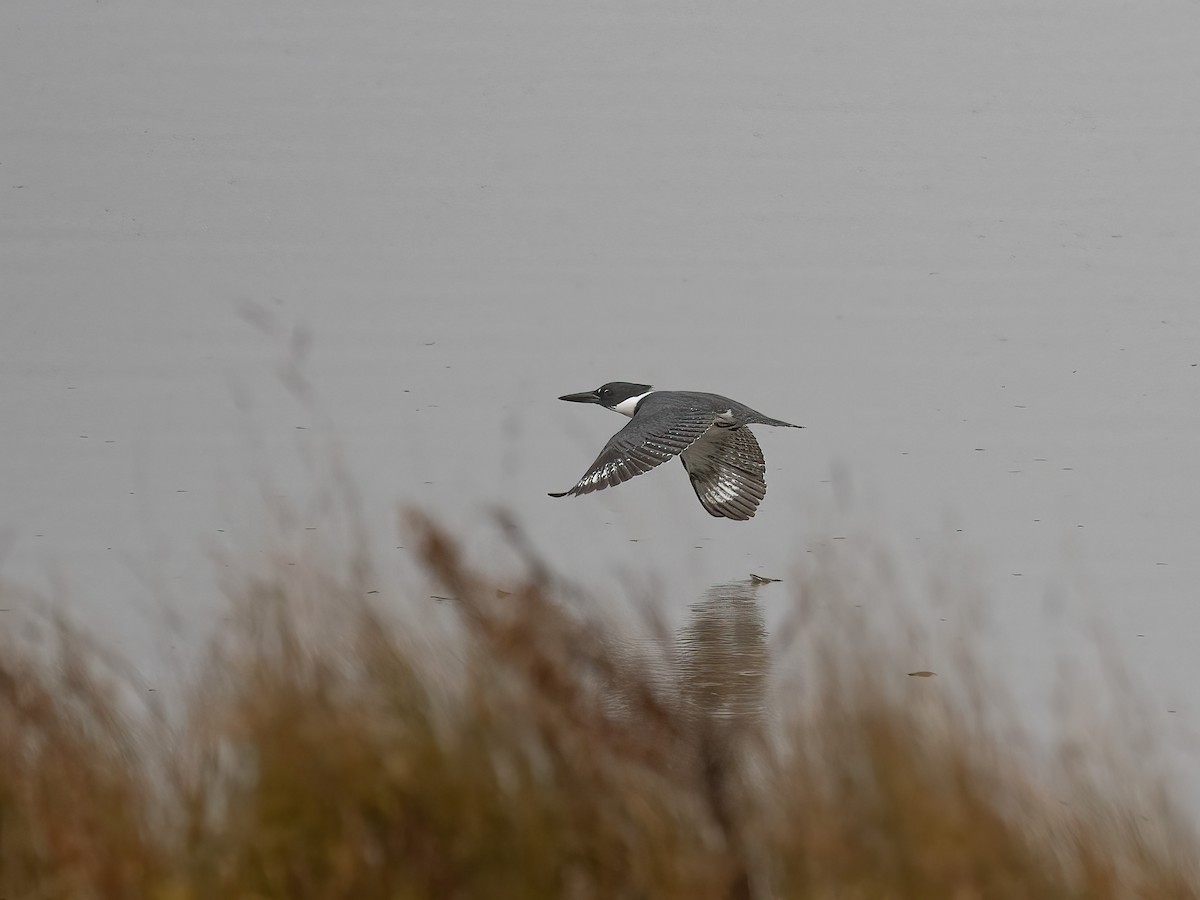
[674,580,771,729]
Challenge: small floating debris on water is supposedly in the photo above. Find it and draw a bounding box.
[908,671,937,678]
[749,574,781,584]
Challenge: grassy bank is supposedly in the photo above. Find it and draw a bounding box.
[0,513,1195,899]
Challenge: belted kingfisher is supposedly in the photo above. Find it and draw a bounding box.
[550,382,802,521]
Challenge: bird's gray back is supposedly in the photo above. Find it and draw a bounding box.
[636,391,797,428]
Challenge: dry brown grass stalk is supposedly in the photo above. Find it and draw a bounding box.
[0,517,1195,899]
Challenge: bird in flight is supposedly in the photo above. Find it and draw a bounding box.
[550,382,801,520]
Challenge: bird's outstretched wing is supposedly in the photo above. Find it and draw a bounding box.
[550,407,718,498]
[681,426,767,521]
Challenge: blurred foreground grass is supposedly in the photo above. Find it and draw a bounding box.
[1,512,1196,900]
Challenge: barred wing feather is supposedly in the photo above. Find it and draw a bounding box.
[681,426,768,521]
[550,408,717,498]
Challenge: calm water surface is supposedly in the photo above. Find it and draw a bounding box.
[4,4,1200,804]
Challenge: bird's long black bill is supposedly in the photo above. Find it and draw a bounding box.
[558,390,602,404]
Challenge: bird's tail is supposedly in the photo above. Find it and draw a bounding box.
[753,416,803,429]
